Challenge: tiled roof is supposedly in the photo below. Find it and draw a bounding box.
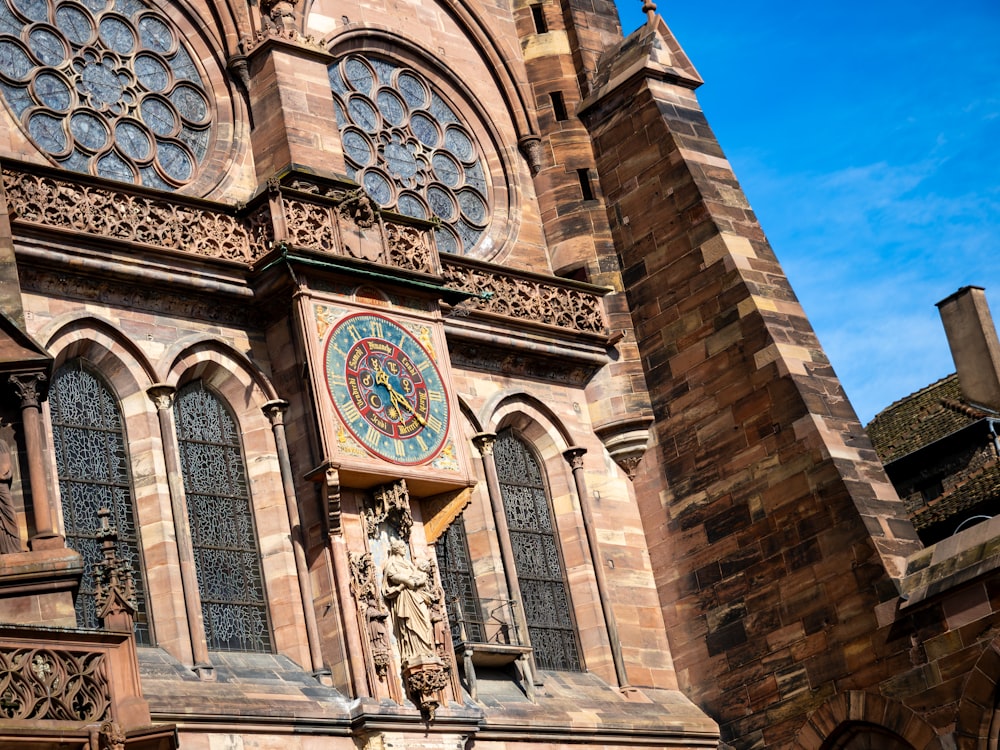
[911,460,1000,531]
[866,374,980,463]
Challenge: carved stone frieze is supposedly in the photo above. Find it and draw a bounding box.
[448,342,600,386]
[17,267,255,327]
[284,198,339,253]
[402,655,449,721]
[364,480,413,541]
[441,259,606,335]
[349,552,392,680]
[385,223,434,273]
[0,646,111,721]
[3,169,256,263]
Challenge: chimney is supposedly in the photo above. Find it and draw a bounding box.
[937,286,1000,411]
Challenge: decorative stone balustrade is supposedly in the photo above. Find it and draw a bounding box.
[2,163,608,337]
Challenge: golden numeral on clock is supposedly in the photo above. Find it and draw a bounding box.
[394,440,406,459]
[369,319,384,338]
[365,425,381,445]
[426,414,443,432]
[428,391,443,402]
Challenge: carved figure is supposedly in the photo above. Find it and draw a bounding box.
[382,539,435,663]
[260,0,297,32]
[0,437,19,554]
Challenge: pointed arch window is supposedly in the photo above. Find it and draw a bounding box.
[174,381,272,653]
[49,361,150,644]
[436,517,485,642]
[495,429,580,671]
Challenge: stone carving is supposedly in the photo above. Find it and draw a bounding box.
[441,259,606,334]
[337,189,378,230]
[284,199,338,254]
[517,135,543,176]
[18,267,254,328]
[381,539,435,663]
[350,552,392,680]
[4,165,605,335]
[260,0,297,33]
[0,435,18,554]
[0,646,110,721]
[364,480,413,541]
[416,557,451,665]
[93,508,137,628]
[403,656,450,720]
[3,169,256,263]
[99,721,126,750]
[385,223,433,273]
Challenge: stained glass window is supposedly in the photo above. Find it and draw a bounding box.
[174,381,272,653]
[329,54,491,255]
[49,361,150,644]
[435,518,485,643]
[0,0,213,189]
[495,429,580,671]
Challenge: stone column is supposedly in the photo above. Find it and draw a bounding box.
[563,446,629,689]
[472,432,537,689]
[263,399,331,684]
[147,384,213,679]
[9,373,61,549]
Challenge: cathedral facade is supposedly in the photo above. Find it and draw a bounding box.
[1,0,1000,747]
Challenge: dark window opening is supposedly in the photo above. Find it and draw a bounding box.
[577,168,595,201]
[530,4,547,33]
[550,92,568,121]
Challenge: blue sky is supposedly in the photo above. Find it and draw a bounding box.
[613,1,1000,424]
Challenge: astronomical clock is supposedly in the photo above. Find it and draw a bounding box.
[309,297,471,493]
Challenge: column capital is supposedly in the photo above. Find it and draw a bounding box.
[263,399,290,426]
[146,383,176,411]
[472,432,497,456]
[8,372,47,409]
[563,446,587,470]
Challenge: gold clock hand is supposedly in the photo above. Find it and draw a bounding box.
[387,387,428,427]
[371,358,428,427]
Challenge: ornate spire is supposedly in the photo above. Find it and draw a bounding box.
[93,508,137,632]
[642,0,657,25]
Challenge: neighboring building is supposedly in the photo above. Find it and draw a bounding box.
[2,0,1000,748]
[868,288,1000,545]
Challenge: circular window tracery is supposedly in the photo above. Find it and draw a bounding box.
[0,0,213,189]
[329,54,492,256]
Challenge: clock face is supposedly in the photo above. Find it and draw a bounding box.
[325,313,449,465]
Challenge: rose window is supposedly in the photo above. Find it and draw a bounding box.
[0,0,213,189]
[330,54,491,256]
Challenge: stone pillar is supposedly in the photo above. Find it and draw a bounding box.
[147,383,213,679]
[9,373,61,549]
[563,446,629,689]
[263,399,331,684]
[245,37,341,186]
[472,432,537,687]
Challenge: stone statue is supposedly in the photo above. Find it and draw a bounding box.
[381,539,435,663]
[0,436,19,554]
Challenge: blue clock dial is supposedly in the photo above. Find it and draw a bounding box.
[325,313,449,465]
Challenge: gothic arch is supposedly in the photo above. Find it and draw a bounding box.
[323,29,523,260]
[315,11,538,143]
[481,391,574,454]
[798,691,937,750]
[42,314,159,393]
[163,338,310,666]
[954,634,1000,748]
